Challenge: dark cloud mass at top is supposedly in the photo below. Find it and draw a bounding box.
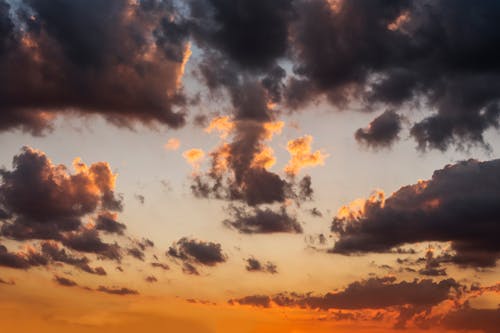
[0,0,498,151]
[0,0,188,134]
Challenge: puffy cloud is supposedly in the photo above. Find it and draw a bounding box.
[189,0,295,69]
[0,0,190,134]
[284,135,328,176]
[245,257,278,274]
[167,237,227,270]
[286,0,500,150]
[355,110,402,148]
[183,148,205,170]
[95,212,126,235]
[223,206,302,234]
[164,138,181,151]
[191,115,316,207]
[0,147,122,241]
[63,229,122,261]
[331,159,500,267]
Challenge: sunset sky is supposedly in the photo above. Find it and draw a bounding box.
[0,1,499,332]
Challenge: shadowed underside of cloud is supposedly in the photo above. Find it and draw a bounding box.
[0,0,189,134]
[331,158,500,267]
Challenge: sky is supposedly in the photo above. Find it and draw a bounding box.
[0,0,499,332]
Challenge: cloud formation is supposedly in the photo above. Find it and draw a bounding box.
[331,158,500,267]
[224,206,302,234]
[167,237,227,274]
[0,147,122,241]
[0,0,190,134]
[245,257,278,274]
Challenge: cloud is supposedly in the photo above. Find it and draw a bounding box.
[164,138,181,151]
[230,276,461,311]
[245,257,278,274]
[331,158,500,267]
[223,206,302,234]
[63,229,122,261]
[284,135,328,176]
[0,147,122,242]
[229,295,271,308]
[145,275,158,283]
[97,286,139,296]
[189,0,296,69]
[151,262,170,270]
[183,148,205,170]
[442,307,500,333]
[127,247,145,261]
[54,275,78,287]
[285,0,500,150]
[41,241,107,275]
[0,0,189,134]
[355,110,402,148]
[95,212,126,235]
[167,237,227,270]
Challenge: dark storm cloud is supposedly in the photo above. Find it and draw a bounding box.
[355,110,402,148]
[0,0,189,134]
[97,286,139,296]
[54,275,78,287]
[0,147,122,242]
[287,0,500,150]
[245,257,278,274]
[167,237,227,268]
[223,206,302,234]
[331,158,500,267]
[189,0,295,69]
[231,276,460,310]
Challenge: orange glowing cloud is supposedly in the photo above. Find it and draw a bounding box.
[205,116,235,139]
[284,135,328,176]
[387,11,410,31]
[183,148,205,170]
[263,121,284,140]
[176,42,192,89]
[164,138,181,151]
[251,146,277,170]
[336,190,385,220]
